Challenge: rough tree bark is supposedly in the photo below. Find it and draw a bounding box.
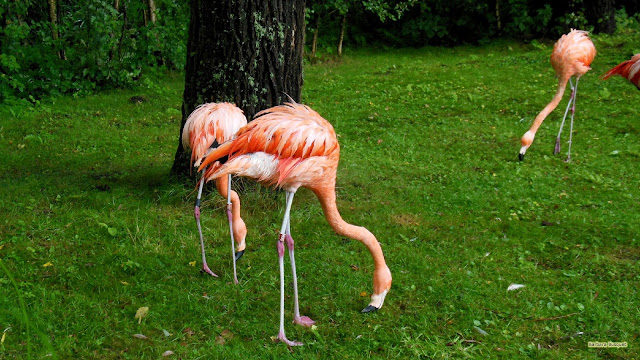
[585,0,616,34]
[338,13,346,57]
[171,0,306,177]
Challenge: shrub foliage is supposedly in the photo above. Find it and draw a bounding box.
[2,0,639,102]
[0,0,188,102]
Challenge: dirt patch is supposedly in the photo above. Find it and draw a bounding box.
[391,213,421,227]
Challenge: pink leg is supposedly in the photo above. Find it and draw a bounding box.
[275,191,303,346]
[195,168,217,277]
[285,233,315,327]
[555,78,575,155]
[565,78,580,162]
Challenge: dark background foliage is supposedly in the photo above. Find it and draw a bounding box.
[1,0,638,103]
[307,0,638,50]
[1,0,188,103]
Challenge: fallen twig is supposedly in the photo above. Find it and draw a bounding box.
[533,312,578,321]
[462,339,482,344]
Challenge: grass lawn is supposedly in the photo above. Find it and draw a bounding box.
[1,34,639,359]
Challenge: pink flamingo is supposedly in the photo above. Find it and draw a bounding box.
[519,29,596,162]
[198,101,392,346]
[602,53,640,89]
[182,103,247,282]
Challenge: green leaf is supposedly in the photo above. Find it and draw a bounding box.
[23,134,43,144]
[98,222,117,236]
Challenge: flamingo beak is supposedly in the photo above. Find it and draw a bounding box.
[519,145,528,161]
[362,289,388,313]
[361,305,378,313]
[234,250,244,261]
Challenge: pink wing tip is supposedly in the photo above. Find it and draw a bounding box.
[601,61,627,80]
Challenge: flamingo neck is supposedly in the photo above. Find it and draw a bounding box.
[312,185,386,270]
[529,75,571,134]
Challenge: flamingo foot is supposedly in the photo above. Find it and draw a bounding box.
[201,263,218,277]
[276,331,303,346]
[293,316,315,327]
[564,156,571,163]
[554,138,561,155]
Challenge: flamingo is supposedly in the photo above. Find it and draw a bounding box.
[198,101,392,346]
[519,29,596,162]
[601,53,640,90]
[181,102,247,282]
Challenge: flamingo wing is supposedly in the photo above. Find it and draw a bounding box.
[234,102,339,159]
[199,102,339,171]
[602,54,640,88]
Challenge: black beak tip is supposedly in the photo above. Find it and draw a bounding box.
[361,305,379,313]
[235,250,245,261]
[519,153,525,161]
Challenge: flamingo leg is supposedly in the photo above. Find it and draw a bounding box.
[276,191,303,346]
[554,78,575,155]
[565,77,580,162]
[227,174,239,284]
[283,193,315,328]
[195,166,218,277]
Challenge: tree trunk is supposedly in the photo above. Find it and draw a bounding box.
[311,16,319,58]
[148,0,157,24]
[495,0,501,33]
[171,0,306,178]
[585,0,616,34]
[117,4,128,61]
[338,14,346,57]
[146,0,162,65]
[47,0,63,60]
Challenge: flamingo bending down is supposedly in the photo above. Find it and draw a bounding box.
[198,102,392,346]
[519,29,596,162]
[182,102,247,282]
[601,53,640,90]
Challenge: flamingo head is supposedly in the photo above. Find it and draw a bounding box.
[362,265,392,313]
[233,217,247,253]
[519,130,535,161]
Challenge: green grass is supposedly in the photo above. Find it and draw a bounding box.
[1,35,639,359]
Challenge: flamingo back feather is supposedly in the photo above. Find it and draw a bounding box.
[550,29,596,79]
[198,102,340,191]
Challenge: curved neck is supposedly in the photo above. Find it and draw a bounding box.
[529,75,570,134]
[312,185,387,270]
[215,176,241,220]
